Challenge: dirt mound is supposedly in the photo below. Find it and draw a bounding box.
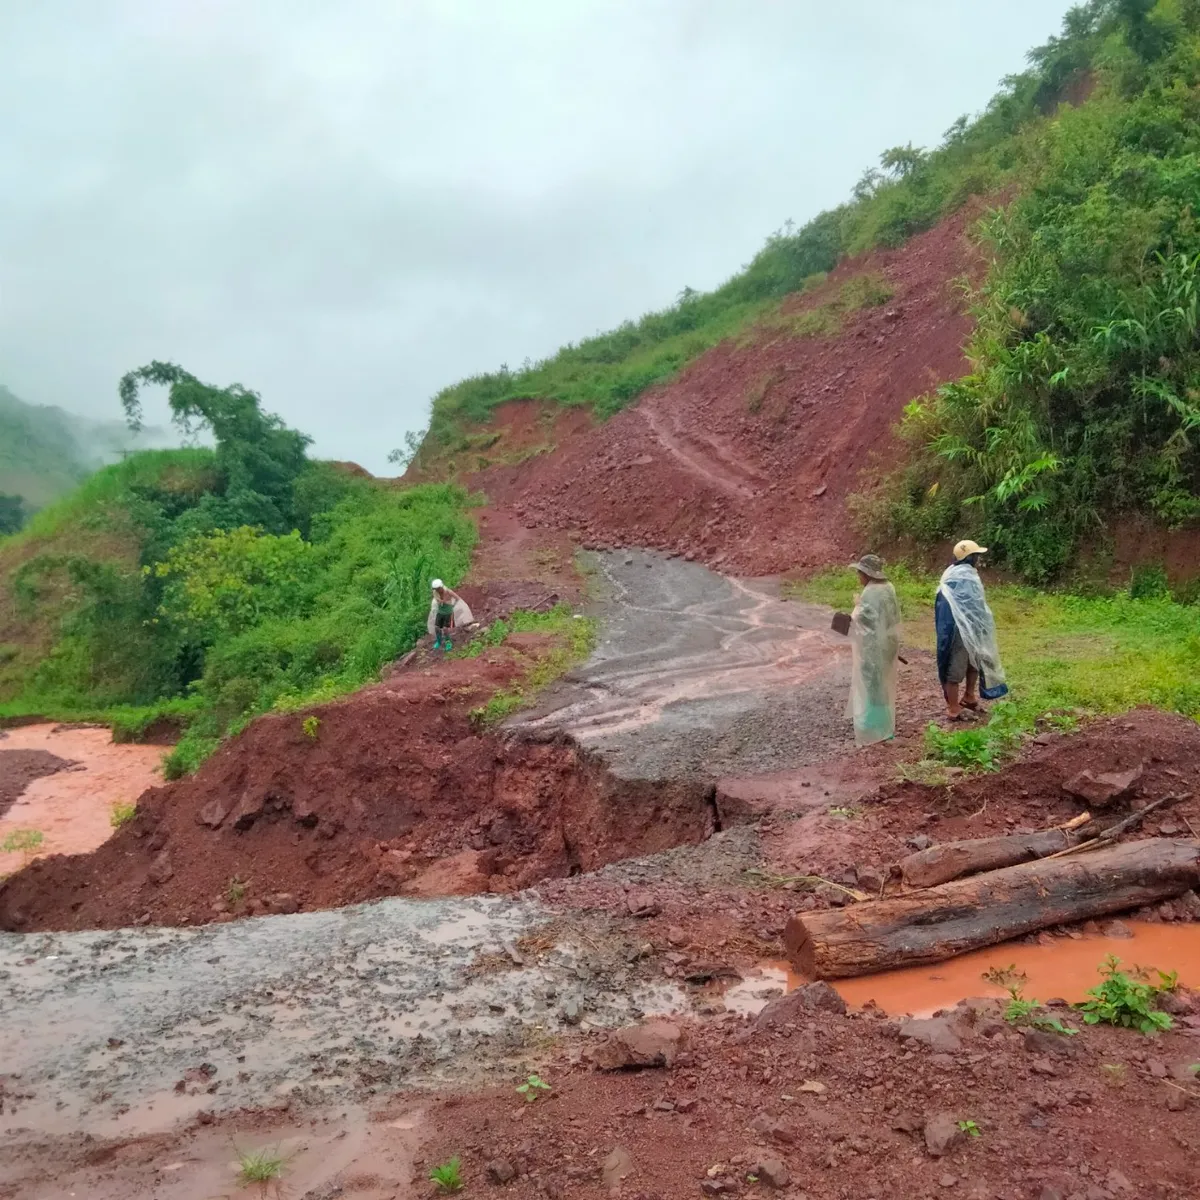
[460,206,982,575]
[0,638,716,933]
[0,748,74,818]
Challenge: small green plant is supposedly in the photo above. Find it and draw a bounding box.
[301,715,320,741]
[429,1157,465,1193]
[1030,1014,1078,1036]
[1078,955,1174,1034]
[957,1119,981,1138]
[226,875,248,907]
[110,801,137,828]
[984,965,1076,1033]
[2,828,44,862]
[235,1143,285,1186]
[923,723,998,772]
[828,805,863,819]
[516,1073,551,1103]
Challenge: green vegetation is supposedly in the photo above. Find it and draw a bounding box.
[957,1120,982,1138]
[0,363,475,775]
[0,494,24,536]
[791,562,1200,768]
[226,876,248,908]
[301,715,320,741]
[868,1,1200,579]
[429,1158,465,1193]
[235,1143,285,1186]
[516,1073,551,1103]
[1079,954,1176,1033]
[1,829,44,861]
[109,801,137,829]
[467,606,597,726]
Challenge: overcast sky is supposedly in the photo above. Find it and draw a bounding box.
[1,0,1077,473]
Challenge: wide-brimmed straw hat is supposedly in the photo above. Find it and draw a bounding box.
[850,553,887,580]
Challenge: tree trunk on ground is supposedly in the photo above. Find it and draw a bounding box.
[786,838,1200,980]
[899,828,1090,889]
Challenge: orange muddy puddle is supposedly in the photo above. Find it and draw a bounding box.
[726,923,1200,1018]
[0,724,164,873]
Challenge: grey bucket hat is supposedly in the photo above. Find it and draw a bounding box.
[850,553,887,580]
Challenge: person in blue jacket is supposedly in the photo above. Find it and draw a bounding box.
[935,540,1008,721]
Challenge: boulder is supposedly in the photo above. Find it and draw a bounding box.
[898,1016,965,1053]
[147,851,174,885]
[923,1113,964,1157]
[1062,763,1143,809]
[755,981,847,1030]
[591,1021,681,1071]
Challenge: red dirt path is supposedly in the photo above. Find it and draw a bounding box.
[462,205,983,575]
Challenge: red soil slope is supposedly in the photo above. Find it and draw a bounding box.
[463,206,983,574]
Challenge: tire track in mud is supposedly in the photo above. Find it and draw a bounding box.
[638,400,764,499]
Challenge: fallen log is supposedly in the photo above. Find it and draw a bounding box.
[786,838,1200,980]
[900,822,1090,889]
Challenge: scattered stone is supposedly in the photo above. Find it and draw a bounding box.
[749,1112,796,1144]
[561,997,583,1025]
[676,1096,698,1113]
[147,852,174,885]
[1166,1088,1190,1111]
[755,981,846,1029]
[1103,920,1134,939]
[892,1112,922,1134]
[591,1022,681,1071]
[798,1080,827,1094]
[269,893,298,914]
[754,1157,790,1189]
[923,1113,964,1158]
[601,1146,633,1192]
[486,1160,517,1184]
[1023,1028,1078,1059]
[666,925,688,947]
[898,1016,964,1053]
[940,1174,957,1189]
[908,834,934,851]
[854,865,887,894]
[1030,1057,1058,1076]
[1062,762,1143,808]
[625,890,661,918]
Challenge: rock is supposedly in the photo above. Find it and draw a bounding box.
[196,797,230,828]
[1038,1189,1065,1200]
[561,997,583,1025]
[269,893,298,914]
[754,1157,790,1189]
[1103,920,1134,939]
[1023,1028,1078,1059]
[1062,763,1143,808]
[625,889,661,918]
[814,883,851,907]
[940,1174,957,1189]
[676,1096,698,1113]
[755,982,846,1029]
[854,865,887,894]
[147,852,174,885]
[892,1112,923,1134]
[898,1016,964,1053]
[1085,1187,1109,1200]
[749,1113,796,1145]
[667,925,688,947]
[923,1113,964,1158]
[591,1022,681,1071]
[231,790,266,830]
[486,1160,517,1184]
[908,834,934,851]
[1030,1057,1058,1076]
[601,1146,633,1192]
[1105,1169,1133,1195]
[1166,1088,1190,1111]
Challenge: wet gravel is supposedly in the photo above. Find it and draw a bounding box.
[513,550,853,779]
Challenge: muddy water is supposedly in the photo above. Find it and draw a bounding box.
[0,725,164,873]
[726,923,1200,1018]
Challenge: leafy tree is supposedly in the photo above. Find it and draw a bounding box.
[880,144,928,179]
[0,492,24,535]
[118,361,310,534]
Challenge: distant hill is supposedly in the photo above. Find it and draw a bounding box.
[0,384,168,511]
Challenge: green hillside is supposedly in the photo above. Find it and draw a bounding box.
[0,363,476,776]
[0,386,91,510]
[420,1,1200,582]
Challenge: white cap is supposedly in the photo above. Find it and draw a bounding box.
[431,578,444,590]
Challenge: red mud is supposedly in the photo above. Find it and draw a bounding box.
[419,1001,1200,1200]
[0,748,72,819]
[463,205,984,575]
[0,638,715,933]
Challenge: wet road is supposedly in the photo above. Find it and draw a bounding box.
[512,550,854,779]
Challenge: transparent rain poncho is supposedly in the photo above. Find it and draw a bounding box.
[936,563,1007,697]
[426,594,474,636]
[845,580,902,746]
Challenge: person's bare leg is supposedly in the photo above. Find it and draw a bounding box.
[963,666,980,709]
[944,682,961,718]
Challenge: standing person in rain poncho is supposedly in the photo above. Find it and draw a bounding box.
[844,554,902,747]
[427,579,473,651]
[935,540,1008,720]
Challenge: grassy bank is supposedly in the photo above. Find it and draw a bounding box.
[789,564,1200,767]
